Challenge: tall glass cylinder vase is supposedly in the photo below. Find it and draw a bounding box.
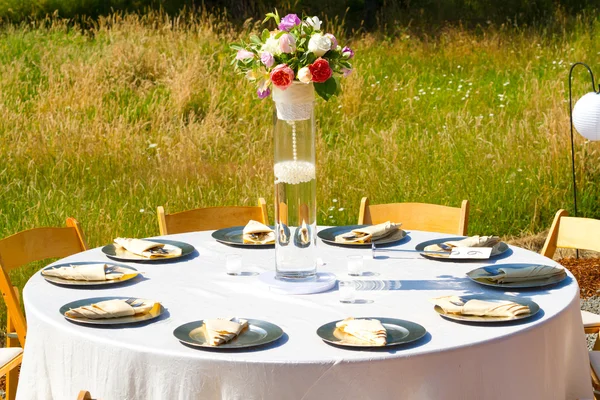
[273,82,317,281]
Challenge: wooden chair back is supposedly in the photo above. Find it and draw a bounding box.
[358,197,470,236]
[541,209,600,258]
[0,218,88,347]
[157,198,269,235]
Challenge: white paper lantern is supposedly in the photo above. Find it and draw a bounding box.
[573,91,600,141]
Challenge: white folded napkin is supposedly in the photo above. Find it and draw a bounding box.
[335,221,401,244]
[203,318,249,346]
[65,298,156,319]
[431,295,530,317]
[425,235,500,252]
[487,265,565,283]
[114,237,182,258]
[242,221,275,244]
[335,317,387,346]
[42,264,128,281]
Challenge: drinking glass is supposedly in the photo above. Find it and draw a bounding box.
[339,280,356,303]
[347,255,364,276]
[226,254,242,276]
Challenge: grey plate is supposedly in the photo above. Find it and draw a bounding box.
[415,237,509,261]
[434,294,540,323]
[211,226,274,248]
[60,296,164,325]
[174,319,283,349]
[101,239,195,262]
[316,317,427,348]
[466,263,568,288]
[42,262,139,287]
[317,225,408,248]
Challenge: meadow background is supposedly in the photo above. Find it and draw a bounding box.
[1,4,600,327]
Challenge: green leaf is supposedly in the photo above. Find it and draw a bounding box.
[250,35,262,45]
[314,77,338,101]
[261,29,270,42]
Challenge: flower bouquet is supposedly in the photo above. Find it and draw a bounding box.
[231,10,354,101]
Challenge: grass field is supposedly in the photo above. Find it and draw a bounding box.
[1,12,600,327]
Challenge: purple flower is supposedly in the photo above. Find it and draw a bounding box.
[257,86,271,99]
[341,67,353,77]
[236,49,254,60]
[278,14,301,31]
[342,46,354,59]
[325,33,338,50]
[261,52,274,67]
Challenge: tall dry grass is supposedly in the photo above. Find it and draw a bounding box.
[1,12,600,325]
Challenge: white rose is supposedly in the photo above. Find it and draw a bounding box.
[298,67,312,83]
[308,33,332,57]
[304,16,321,31]
[261,35,281,55]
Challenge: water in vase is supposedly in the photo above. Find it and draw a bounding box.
[274,160,317,280]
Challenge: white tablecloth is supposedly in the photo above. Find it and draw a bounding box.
[17,230,592,400]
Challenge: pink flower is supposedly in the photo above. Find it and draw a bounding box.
[279,34,296,54]
[341,67,353,77]
[236,49,254,60]
[260,52,275,67]
[270,64,295,90]
[325,33,338,49]
[257,87,271,99]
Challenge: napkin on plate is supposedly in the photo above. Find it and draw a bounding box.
[114,237,182,258]
[335,221,401,244]
[487,265,565,283]
[335,317,387,346]
[242,221,275,245]
[425,235,501,252]
[431,295,530,317]
[203,317,249,346]
[65,298,157,319]
[42,264,129,281]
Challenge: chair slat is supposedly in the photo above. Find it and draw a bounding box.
[157,198,269,235]
[358,198,469,236]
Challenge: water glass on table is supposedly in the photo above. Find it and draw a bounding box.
[226,254,242,276]
[339,280,356,303]
[347,255,364,276]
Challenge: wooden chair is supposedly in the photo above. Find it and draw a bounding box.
[540,209,600,337]
[157,198,269,235]
[540,209,600,397]
[358,197,470,235]
[0,218,88,400]
[77,391,93,400]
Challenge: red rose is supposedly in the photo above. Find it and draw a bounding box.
[308,58,332,83]
[270,64,294,90]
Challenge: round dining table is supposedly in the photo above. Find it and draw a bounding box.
[17,229,593,400]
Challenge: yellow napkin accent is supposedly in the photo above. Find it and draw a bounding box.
[42,264,125,281]
[488,265,564,283]
[242,221,275,244]
[65,298,156,320]
[204,318,249,346]
[335,317,387,346]
[114,237,182,258]
[335,221,401,244]
[431,296,530,317]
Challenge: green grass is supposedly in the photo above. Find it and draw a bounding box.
[1,12,600,329]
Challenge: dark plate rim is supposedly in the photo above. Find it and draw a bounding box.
[173,318,284,349]
[433,294,540,323]
[414,236,509,261]
[101,239,195,262]
[316,317,427,348]
[59,296,164,325]
[42,262,139,286]
[317,225,408,248]
[211,226,275,248]
[466,263,568,288]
